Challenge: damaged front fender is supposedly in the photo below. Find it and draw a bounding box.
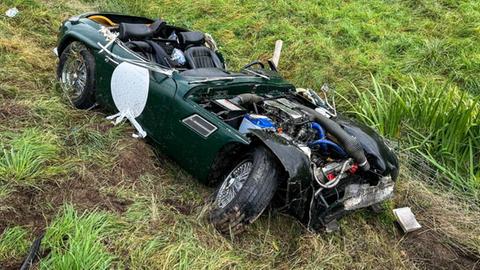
[249,129,398,232]
[248,129,314,221]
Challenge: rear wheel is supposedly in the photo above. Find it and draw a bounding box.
[209,146,280,235]
[57,41,96,109]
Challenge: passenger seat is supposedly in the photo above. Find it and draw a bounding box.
[179,32,224,69]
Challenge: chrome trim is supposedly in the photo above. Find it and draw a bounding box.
[182,114,218,138]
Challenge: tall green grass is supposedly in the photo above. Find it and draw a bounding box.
[40,205,117,270]
[84,0,480,95]
[0,226,30,262]
[343,77,479,199]
[0,129,62,186]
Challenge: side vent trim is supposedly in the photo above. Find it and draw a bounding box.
[182,114,218,138]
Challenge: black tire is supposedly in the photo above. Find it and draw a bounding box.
[209,145,280,235]
[57,41,96,109]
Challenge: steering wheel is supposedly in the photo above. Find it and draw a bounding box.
[242,60,265,70]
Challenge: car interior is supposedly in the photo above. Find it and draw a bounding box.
[88,15,237,77]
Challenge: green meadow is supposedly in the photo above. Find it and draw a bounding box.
[0,0,479,269]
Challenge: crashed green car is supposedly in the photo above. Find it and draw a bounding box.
[55,12,399,234]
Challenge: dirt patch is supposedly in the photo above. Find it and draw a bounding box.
[114,140,159,180]
[0,179,133,235]
[0,139,158,235]
[43,177,134,214]
[93,121,112,134]
[162,198,196,215]
[400,228,480,269]
[0,186,47,234]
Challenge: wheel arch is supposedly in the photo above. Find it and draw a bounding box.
[206,141,252,186]
[57,32,101,57]
[206,131,300,187]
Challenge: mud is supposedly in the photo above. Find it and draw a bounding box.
[115,140,158,180]
[400,228,480,269]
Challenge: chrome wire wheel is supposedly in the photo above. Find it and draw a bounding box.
[60,45,87,103]
[214,160,253,208]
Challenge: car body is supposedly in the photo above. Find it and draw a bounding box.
[55,12,399,232]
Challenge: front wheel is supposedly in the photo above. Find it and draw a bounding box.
[57,41,96,109]
[209,146,280,235]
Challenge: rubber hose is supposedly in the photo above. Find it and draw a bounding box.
[310,122,326,152]
[311,122,325,139]
[297,105,370,171]
[309,139,347,157]
[229,93,264,106]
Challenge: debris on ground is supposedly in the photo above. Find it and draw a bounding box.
[5,7,19,18]
[393,207,422,233]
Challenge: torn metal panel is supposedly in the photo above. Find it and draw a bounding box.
[343,176,395,211]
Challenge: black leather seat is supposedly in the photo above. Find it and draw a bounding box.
[118,19,166,41]
[177,31,224,69]
[184,46,224,69]
[125,40,173,67]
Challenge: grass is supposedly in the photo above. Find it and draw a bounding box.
[0,0,479,269]
[342,77,480,199]
[40,205,117,269]
[0,128,62,186]
[0,226,30,261]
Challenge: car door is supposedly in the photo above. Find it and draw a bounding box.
[135,72,178,147]
[160,79,249,182]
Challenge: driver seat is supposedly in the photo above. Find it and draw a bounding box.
[184,46,224,69]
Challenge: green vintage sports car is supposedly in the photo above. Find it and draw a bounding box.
[55,13,399,234]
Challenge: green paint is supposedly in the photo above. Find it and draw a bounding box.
[57,13,295,182]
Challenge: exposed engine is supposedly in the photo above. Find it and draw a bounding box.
[199,90,397,230]
[202,92,368,191]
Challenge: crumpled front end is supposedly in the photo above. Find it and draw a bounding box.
[249,115,399,232]
[194,90,399,231]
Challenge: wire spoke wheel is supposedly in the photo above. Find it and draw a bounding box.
[209,146,279,235]
[60,45,87,104]
[214,160,253,209]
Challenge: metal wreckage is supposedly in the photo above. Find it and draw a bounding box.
[55,12,399,234]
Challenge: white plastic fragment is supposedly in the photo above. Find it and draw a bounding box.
[5,7,19,18]
[393,207,422,233]
[107,62,149,138]
[271,40,283,68]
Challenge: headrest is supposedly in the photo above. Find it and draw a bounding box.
[118,19,166,41]
[178,31,205,46]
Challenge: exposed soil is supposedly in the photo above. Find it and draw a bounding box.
[400,228,480,269]
[0,100,30,121]
[0,186,47,235]
[114,139,159,180]
[0,178,133,235]
[0,139,160,269]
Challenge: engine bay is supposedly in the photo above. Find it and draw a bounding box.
[200,91,368,192]
[194,88,398,229]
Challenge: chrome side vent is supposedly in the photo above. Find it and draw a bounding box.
[182,114,217,138]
